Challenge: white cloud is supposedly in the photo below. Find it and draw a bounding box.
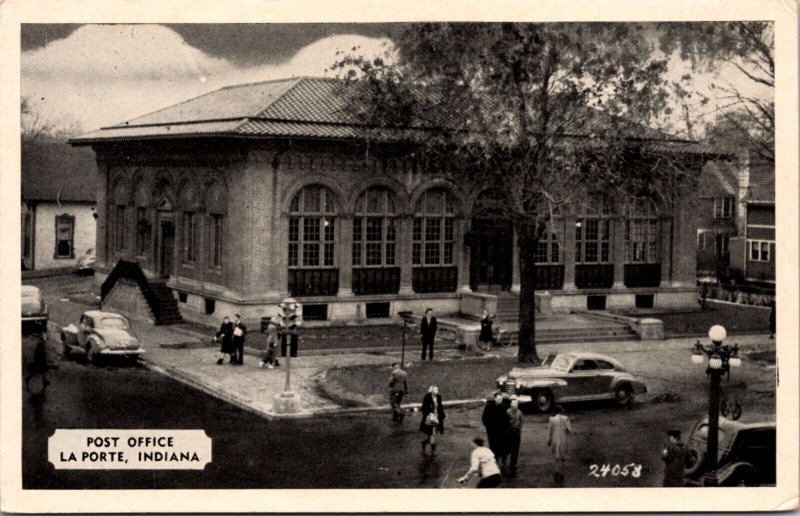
[21,25,392,132]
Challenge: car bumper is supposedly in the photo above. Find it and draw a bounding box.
[22,315,48,323]
[99,348,145,355]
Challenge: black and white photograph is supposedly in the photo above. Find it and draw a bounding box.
[2,0,798,513]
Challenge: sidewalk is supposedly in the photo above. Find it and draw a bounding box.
[130,316,773,420]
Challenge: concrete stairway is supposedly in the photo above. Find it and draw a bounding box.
[149,281,183,325]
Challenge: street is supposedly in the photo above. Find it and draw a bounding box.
[22,275,776,489]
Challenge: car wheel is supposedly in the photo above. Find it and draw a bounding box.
[535,390,554,413]
[614,384,632,406]
[684,446,704,476]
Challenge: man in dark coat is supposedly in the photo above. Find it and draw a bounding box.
[231,314,247,365]
[482,392,510,466]
[389,362,409,422]
[661,429,689,486]
[506,395,524,477]
[216,316,235,364]
[419,307,438,361]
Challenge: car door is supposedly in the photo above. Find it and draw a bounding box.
[566,359,599,399]
[594,359,617,394]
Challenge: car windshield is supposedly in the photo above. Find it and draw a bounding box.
[22,290,40,301]
[99,317,129,330]
[550,355,571,371]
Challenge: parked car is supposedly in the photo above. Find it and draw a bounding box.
[684,417,776,486]
[75,248,96,274]
[21,285,48,332]
[61,310,144,363]
[495,352,647,412]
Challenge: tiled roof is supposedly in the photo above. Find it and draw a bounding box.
[22,141,97,202]
[72,76,706,151]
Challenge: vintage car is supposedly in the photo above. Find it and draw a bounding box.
[61,310,144,363]
[495,352,647,412]
[75,248,96,274]
[684,417,776,486]
[21,285,48,331]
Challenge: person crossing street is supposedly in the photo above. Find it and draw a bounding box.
[389,362,408,422]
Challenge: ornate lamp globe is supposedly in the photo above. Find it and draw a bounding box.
[708,325,727,343]
[729,355,742,368]
[691,349,705,365]
[708,353,723,370]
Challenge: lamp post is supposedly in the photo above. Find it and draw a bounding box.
[691,324,742,486]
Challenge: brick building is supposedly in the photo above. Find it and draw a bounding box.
[729,160,775,286]
[72,77,705,325]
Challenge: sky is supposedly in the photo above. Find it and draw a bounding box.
[21,23,771,137]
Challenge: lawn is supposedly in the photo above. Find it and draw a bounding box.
[323,355,519,406]
[626,302,771,336]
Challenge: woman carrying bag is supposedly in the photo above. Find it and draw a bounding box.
[419,385,446,456]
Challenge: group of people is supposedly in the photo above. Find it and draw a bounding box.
[481,391,525,478]
[213,315,247,365]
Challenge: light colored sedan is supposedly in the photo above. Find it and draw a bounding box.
[496,352,647,412]
[22,285,48,331]
[61,310,144,364]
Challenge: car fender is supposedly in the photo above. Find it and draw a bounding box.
[516,378,568,392]
[609,374,647,394]
[61,324,78,346]
[717,462,755,485]
[86,333,106,351]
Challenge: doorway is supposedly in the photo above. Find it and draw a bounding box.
[158,217,174,278]
[470,218,513,291]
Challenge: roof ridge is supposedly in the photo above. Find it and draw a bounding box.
[220,75,335,91]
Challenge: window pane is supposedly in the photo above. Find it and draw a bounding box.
[444,242,454,265]
[425,242,440,264]
[551,242,559,263]
[386,195,396,214]
[353,217,362,241]
[413,219,422,241]
[303,186,321,212]
[425,218,441,242]
[750,242,759,260]
[601,242,610,262]
[535,242,548,263]
[323,189,336,214]
[323,218,335,242]
[425,190,442,214]
[303,218,320,242]
[289,218,299,242]
[366,217,383,241]
[366,242,382,265]
[412,243,421,265]
[367,188,382,213]
[288,243,298,267]
[303,243,319,266]
[585,241,598,262]
[444,218,454,241]
[352,243,361,266]
[386,219,396,241]
[385,243,396,265]
[324,243,335,266]
[575,221,582,241]
[576,242,582,262]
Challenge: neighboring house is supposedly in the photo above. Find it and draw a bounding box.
[71,76,710,326]
[695,160,744,280]
[21,141,97,271]
[729,160,775,287]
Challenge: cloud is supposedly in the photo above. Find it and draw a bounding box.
[21,25,392,132]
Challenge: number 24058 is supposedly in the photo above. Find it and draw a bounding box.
[588,463,642,478]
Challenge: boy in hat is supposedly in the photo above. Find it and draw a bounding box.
[661,429,689,487]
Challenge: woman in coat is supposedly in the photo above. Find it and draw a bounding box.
[419,385,446,456]
[478,310,494,348]
[547,405,572,485]
[215,316,235,365]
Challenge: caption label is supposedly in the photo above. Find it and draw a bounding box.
[48,429,211,470]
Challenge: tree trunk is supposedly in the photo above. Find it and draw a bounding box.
[516,223,541,363]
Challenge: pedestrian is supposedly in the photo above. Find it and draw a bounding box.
[661,429,690,487]
[259,315,282,369]
[420,307,438,361]
[389,362,408,422]
[506,395,524,478]
[457,437,502,488]
[478,309,494,348]
[769,299,776,338]
[482,391,510,468]
[419,385,445,455]
[231,314,247,365]
[547,405,571,486]
[215,316,235,365]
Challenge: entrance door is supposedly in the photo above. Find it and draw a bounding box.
[471,218,513,291]
[158,219,174,278]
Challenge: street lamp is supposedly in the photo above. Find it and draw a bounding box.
[691,324,741,486]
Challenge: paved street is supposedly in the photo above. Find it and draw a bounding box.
[22,274,777,489]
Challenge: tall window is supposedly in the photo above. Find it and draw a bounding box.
[210,215,223,268]
[534,222,561,264]
[625,199,659,263]
[115,205,127,251]
[714,196,735,218]
[183,212,198,263]
[55,214,75,259]
[289,185,337,268]
[413,188,456,266]
[575,195,612,263]
[353,187,397,267]
[206,181,226,270]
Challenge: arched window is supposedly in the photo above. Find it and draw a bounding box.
[180,182,201,264]
[134,180,150,257]
[413,188,456,266]
[289,185,337,268]
[206,181,226,269]
[353,187,397,267]
[575,194,613,264]
[112,179,130,252]
[625,198,659,263]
